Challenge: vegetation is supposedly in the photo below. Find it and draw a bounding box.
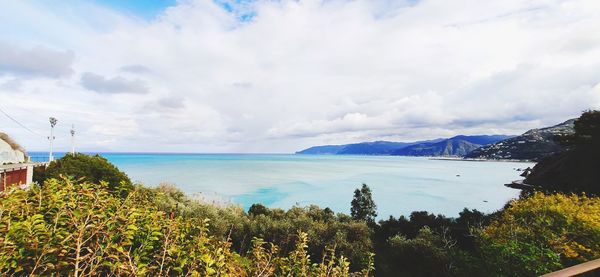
[33,153,133,193]
[0,178,373,276]
[350,184,377,224]
[479,192,600,276]
[373,209,488,276]
[154,184,374,272]
[6,174,598,276]
[5,111,600,277]
[372,193,600,276]
[559,110,600,148]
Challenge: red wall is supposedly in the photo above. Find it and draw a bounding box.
[0,168,27,192]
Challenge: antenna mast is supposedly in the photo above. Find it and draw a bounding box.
[48,117,57,162]
[70,124,75,155]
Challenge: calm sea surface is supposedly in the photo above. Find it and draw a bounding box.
[34,153,534,218]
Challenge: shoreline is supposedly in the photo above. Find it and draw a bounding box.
[504,179,539,190]
[429,157,534,163]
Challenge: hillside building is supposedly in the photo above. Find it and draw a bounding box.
[0,132,41,192]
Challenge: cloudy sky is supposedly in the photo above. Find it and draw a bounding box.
[1,0,599,153]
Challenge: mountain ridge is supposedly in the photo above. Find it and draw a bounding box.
[296,135,512,156]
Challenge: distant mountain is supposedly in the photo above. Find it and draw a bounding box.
[296,145,346,155]
[450,135,516,145]
[296,141,430,155]
[392,135,511,156]
[296,135,510,156]
[465,119,576,161]
[336,141,420,155]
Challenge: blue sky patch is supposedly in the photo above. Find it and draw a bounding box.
[213,0,257,22]
[94,0,177,19]
[96,0,257,22]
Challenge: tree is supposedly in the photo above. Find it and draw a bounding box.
[350,183,377,223]
[248,203,270,217]
[558,110,600,148]
[33,154,132,194]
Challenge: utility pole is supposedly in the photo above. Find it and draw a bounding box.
[48,117,57,162]
[70,124,75,155]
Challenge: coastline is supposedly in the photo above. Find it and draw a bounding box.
[429,157,534,163]
[504,179,539,190]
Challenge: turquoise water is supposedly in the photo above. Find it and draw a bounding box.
[87,153,534,219]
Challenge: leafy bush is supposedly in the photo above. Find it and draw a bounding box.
[0,178,372,276]
[33,154,132,193]
[377,227,457,277]
[151,184,374,272]
[478,192,600,276]
[239,205,373,271]
[374,210,488,276]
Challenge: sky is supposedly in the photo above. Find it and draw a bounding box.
[0,0,599,153]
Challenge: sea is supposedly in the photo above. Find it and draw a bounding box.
[29,152,534,219]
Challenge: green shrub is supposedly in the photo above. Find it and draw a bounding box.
[248,203,271,217]
[151,185,374,272]
[34,154,132,193]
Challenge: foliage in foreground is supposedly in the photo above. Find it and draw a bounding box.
[479,192,600,276]
[0,178,372,276]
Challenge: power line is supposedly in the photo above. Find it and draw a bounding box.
[0,105,45,138]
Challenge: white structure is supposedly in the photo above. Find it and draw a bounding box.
[70,124,75,155]
[0,132,26,164]
[0,132,36,192]
[48,117,57,162]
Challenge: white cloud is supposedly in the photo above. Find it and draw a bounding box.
[0,42,74,78]
[120,64,153,74]
[0,0,599,153]
[81,72,149,94]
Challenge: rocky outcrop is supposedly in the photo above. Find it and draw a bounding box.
[0,132,27,164]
